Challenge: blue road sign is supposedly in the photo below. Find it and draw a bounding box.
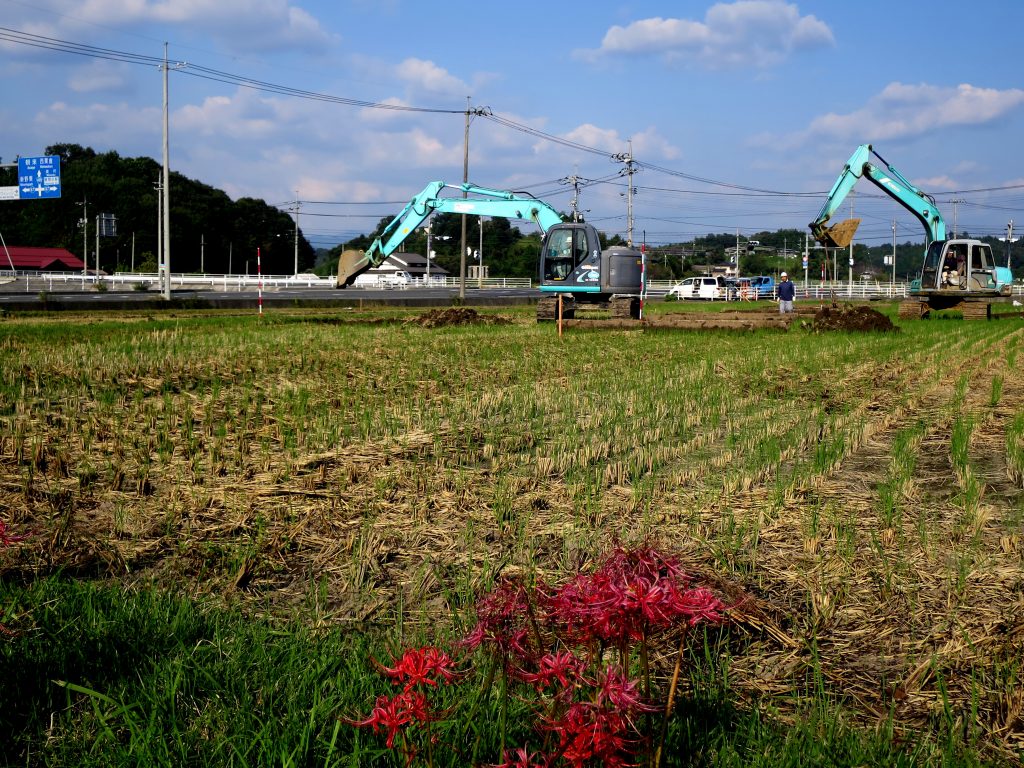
[18,155,62,199]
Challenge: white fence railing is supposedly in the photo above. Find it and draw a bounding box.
[0,271,533,291]
[3,271,1022,299]
[648,279,1024,300]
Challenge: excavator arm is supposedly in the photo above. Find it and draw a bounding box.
[337,182,565,287]
[809,144,947,248]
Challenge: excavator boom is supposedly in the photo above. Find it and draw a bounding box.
[809,144,946,248]
[337,182,565,287]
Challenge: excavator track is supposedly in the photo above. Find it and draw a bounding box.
[609,296,641,320]
[960,300,992,320]
[898,300,928,319]
[536,296,576,322]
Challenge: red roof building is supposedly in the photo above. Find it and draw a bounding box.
[1,246,86,272]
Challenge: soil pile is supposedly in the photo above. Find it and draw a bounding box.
[408,307,510,328]
[812,304,897,332]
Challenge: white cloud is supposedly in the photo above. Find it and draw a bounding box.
[804,82,1024,143]
[20,0,333,53]
[579,1,834,69]
[394,58,469,97]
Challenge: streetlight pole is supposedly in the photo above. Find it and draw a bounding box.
[478,217,484,289]
[77,198,88,275]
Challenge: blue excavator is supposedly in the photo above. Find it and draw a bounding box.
[335,181,644,320]
[810,144,1013,319]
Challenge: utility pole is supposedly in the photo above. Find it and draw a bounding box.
[563,174,584,222]
[735,229,741,278]
[1001,220,1017,269]
[951,198,965,239]
[131,232,135,272]
[200,233,205,273]
[459,97,471,300]
[94,214,100,277]
[803,232,808,292]
[613,142,638,245]
[848,192,854,296]
[891,219,897,288]
[161,42,171,299]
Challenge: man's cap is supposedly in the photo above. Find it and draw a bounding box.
[780,272,787,277]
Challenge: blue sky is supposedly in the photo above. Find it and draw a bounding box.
[2,0,1023,250]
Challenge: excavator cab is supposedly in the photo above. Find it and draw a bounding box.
[542,226,592,281]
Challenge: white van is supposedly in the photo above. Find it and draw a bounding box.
[667,276,726,301]
[352,270,411,288]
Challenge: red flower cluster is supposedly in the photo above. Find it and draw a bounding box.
[383,646,459,692]
[516,649,587,693]
[0,520,28,547]
[463,577,536,661]
[594,665,659,714]
[494,746,551,768]
[346,543,732,767]
[546,545,725,645]
[547,702,632,768]
[353,690,429,748]
[350,644,460,757]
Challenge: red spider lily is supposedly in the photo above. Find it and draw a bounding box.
[676,587,726,626]
[0,520,29,547]
[515,649,587,693]
[594,666,660,715]
[493,746,552,768]
[350,690,430,749]
[546,701,634,768]
[382,646,459,692]
[546,545,726,646]
[463,577,538,663]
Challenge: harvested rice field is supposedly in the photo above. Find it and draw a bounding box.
[1,303,1022,764]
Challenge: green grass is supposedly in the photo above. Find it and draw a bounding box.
[1,578,999,767]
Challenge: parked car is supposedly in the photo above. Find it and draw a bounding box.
[667,275,726,301]
[748,275,775,297]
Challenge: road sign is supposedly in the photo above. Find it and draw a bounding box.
[18,155,61,199]
[99,213,117,238]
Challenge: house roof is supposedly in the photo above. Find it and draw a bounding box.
[370,253,450,275]
[1,246,86,271]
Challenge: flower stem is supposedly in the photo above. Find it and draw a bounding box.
[654,627,688,768]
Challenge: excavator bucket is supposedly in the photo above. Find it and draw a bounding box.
[336,249,369,288]
[816,218,861,249]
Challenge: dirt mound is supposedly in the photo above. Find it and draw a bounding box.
[408,307,510,328]
[812,304,897,332]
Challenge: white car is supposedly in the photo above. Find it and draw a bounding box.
[667,276,726,301]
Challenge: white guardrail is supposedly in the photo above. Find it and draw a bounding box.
[2,271,1022,299]
[0,271,533,291]
[646,279,1024,300]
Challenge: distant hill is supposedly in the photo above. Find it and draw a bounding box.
[0,144,314,275]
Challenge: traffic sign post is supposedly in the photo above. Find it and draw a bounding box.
[17,156,62,199]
